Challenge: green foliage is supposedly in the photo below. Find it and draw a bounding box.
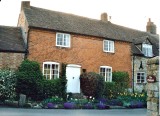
[103,82,116,99]
[117,92,147,103]
[117,92,147,108]
[0,69,16,102]
[59,63,67,101]
[103,71,130,99]
[80,72,104,99]
[43,96,63,105]
[112,71,129,90]
[43,79,62,99]
[15,59,43,101]
[95,74,105,99]
[17,59,43,80]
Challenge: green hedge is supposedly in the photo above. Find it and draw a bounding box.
[103,71,130,99]
[15,60,43,101]
[103,82,116,99]
[43,79,61,99]
[15,59,67,101]
[112,71,129,91]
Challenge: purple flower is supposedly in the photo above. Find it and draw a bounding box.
[98,98,107,104]
[64,102,76,109]
[97,102,106,109]
[47,103,54,109]
[83,103,94,109]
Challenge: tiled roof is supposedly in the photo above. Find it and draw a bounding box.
[0,26,26,53]
[23,6,159,56]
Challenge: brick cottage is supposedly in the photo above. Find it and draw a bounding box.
[0,1,158,93]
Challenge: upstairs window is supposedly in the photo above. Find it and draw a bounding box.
[142,44,153,57]
[136,72,146,83]
[56,33,70,48]
[100,66,112,82]
[103,40,114,53]
[43,62,59,80]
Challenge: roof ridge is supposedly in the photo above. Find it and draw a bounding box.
[29,6,108,23]
[0,25,20,29]
[29,6,149,34]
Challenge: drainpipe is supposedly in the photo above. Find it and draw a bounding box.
[132,55,135,93]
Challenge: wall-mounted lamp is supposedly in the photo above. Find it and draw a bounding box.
[139,61,144,70]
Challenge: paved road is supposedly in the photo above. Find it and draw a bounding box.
[0,108,146,116]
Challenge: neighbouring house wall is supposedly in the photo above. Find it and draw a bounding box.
[147,56,159,116]
[0,52,25,70]
[132,56,149,92]
[27,28,132,79]
[18,10,29,47]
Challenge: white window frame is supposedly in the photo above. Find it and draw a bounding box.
[99,66,112,82]
[43,62,60,80]
[103,40,114,53]
[142,44,153,57]
[136,72,146,83]
[56,33,71,48]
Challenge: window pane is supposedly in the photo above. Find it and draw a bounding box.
[142,44,153,57]
[137,72,145,83]
[100,67,112,82]
[43,63,59,80]
[56,33,70,47]
[103,40,114,52]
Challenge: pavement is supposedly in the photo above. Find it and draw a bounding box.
[0,108,147,116]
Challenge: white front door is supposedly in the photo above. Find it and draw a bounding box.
[66,64,81,93]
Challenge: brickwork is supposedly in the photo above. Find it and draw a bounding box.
[27,28,132,78]
[147,56,159,116]
[0,52,25,70]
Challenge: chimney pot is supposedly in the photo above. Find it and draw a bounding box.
[101,13,108,22]
[146,18,156,34]
[21,1,30,11]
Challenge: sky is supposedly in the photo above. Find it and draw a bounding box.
[0,0,160,34]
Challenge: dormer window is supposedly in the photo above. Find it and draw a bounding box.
[142,44,153,57]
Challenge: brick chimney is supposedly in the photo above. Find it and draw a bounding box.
[101,13,108,22]
[21,1,30,11]
[146,18,157,34]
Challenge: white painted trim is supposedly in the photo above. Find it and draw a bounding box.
[67,64,81,68]
[103,40,115,53]
[100,66,112,69]
[56,32,71,48]
[43,61,60,79]
[99,66,112,82]
[136,72,146,83]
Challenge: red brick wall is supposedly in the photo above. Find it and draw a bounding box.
[27,28,132,78]
[0,52,24,70]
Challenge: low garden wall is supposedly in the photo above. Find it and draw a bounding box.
[147,56,159,116]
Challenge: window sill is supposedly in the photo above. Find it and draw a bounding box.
[136,82,147,84]
[103,51,115,54]
[56,46,70,49]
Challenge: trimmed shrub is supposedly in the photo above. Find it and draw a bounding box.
[43,79,61,99]
[103,71,130,99]
[15,59,43,101]
[112,71,130,93]
[103,82,116,99]
[80,72,104,99]
[0,69,16,102]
